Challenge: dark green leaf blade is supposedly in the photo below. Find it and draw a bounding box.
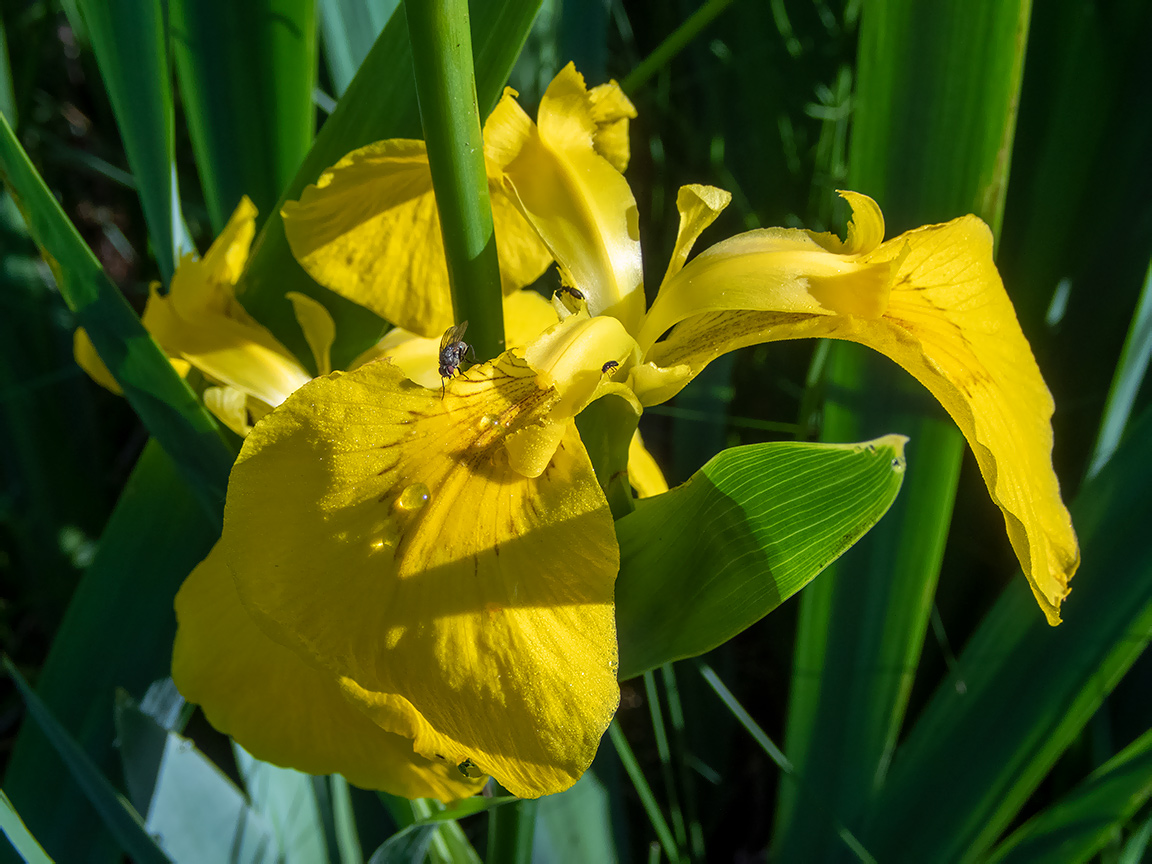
[615,436,907,679]
[0,113,234,512]
[774,2,1032,858]
[73,0,186,281]
[3,659,172,864]
[984,727,1152,864]
[170,0,317,232]
[0,791,54,864]
[860,404,1152,863]
[3,442,218,863]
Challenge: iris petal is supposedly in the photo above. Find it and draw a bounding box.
[647,213,1078,622]
[173,543,485,801]
[220,355,620,797]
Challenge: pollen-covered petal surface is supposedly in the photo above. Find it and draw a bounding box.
[220,354,620,797]
[282,140,550,338]
[172,543,485,801]
[647,215,1078,622]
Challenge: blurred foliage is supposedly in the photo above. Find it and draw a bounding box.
[1,0,1150,862]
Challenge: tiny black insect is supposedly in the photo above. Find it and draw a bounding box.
[601,360,620,374]
[438,321,474,398]
[558,285,585,300]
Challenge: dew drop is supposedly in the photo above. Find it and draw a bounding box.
[478,413,504,432]
[395,483,431,514]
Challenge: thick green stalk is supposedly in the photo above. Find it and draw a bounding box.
[405,0,504,362]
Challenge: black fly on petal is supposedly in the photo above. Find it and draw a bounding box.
[439,321,474,399]
[601,360,619,374]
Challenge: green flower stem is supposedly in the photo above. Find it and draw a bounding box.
[620,0,737,95]
[405,0,504,362]
[486,789,536,864]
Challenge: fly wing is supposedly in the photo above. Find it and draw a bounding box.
[439,320,469,353]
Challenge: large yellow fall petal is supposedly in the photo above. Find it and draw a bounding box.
[282,139,551,339]
[647,215,1078,622]
[219,354,620,798]
[497,64,645,332]
[173,543,483,801]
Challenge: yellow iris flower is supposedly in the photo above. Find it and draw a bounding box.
[170,63,1077,802]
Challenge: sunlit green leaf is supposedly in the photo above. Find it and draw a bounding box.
[616,436,907,679]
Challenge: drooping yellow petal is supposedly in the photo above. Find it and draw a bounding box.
[497,64,645,332]
[143,282,311,409]
[647,214,1078,622]
[219,354,620,798]
[172,543,484,801]
[73,327,123,395]
[628,430,669,498]
[283,137,552,338]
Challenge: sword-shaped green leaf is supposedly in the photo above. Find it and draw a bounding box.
[616,436,907,679]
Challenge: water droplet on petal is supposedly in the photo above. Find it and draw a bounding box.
[478,413,504,432]
[395,483,431,513]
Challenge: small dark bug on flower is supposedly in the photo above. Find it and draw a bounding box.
[457,757,482,778]
[601,360,620,374]
[438,320,474,398]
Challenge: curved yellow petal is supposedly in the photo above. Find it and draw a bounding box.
[170,196,258,323]
[661,184,732,287]
[219,354,619,798]
[143,282,311,408]
[173,543,483,801]
[638,226,895,353]
[499,64,645,332]
[628,431,669,498]
[202,386,255,437]
[286,291,335,376]
[73,327,123,395]
[588,81,637,173]
[647,215,1078,622]
[283,138,551,339]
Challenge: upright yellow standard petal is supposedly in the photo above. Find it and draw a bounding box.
[498,64,645,331]
[173,543,484,801]
[648,209,1078,622]
[219,355,620,797]
[283,137,552,338]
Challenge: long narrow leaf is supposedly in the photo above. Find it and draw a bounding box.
[2,442,219,863]
[860,404,1152,862]
[74,0,187,280]
[0,113,235,513]
[985,727,1152,864]
[774,2,1032,858]
[0,791,53,864]
[616,436,907,679]
[3,659,171,864]
[171,0,317,232]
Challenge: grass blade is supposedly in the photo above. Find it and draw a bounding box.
[0,791,53,864]
[985,727,1152,864]
[774,2,1032,858]
[74,0,188,280]
[0,113,235,513]
[2,442,218,862]
[3,658,171,864]
[860,404,1152,862]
